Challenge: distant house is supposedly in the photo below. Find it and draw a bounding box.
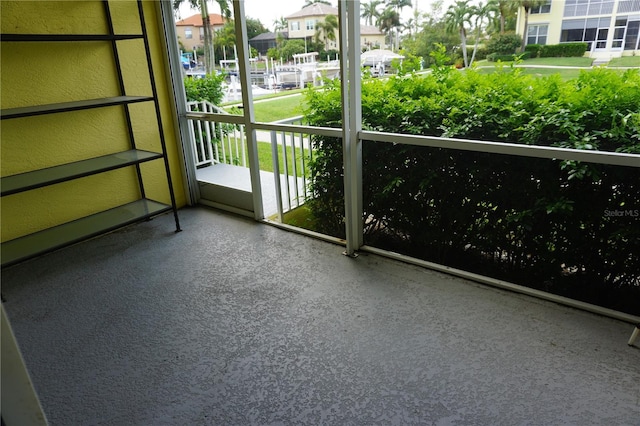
[175,13,225,51]
[361,25,385,50]
[249,31,288,56]
[285,3,385,51]
[516,0,640,59]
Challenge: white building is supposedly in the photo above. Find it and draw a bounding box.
[285,3,386,51]
[517,0,640,59]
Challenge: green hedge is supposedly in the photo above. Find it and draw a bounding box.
[304,67,640,315]
[540,42,588,57]
[525,43,542,58]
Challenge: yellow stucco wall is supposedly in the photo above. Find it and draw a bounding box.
[1,0,187,242]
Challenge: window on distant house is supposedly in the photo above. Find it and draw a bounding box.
[291,21,300,31]
[306,19,315,30]
[561,17,611,50]
[185,27,192,39]
[199,27,204,40]
[617,0,640,13]
[527,24,548,45]
[531,0,551,14]
[625,20,640,50]
[564,0,614,17]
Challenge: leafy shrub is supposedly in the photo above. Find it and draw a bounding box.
[486,33,522,54]
[525,43,542,58]
[392,50,422,75]
[473,47,489,61]
[267,39,306,61]
[320,49,339,61]
[304,66,640,314]
[540,42,587,57]
[183,72,226,105]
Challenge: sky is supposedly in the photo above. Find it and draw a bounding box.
[177,0,443,32]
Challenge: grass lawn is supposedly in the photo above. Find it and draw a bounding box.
[281,205,317,229]
[520,57,594,67]
[476,56,594,68]
[254,95,306,122]
[608,56,640,67]
[475,66,586,80]
[224,93,306,123]
[520,67,585,79]
[256,140,311,176]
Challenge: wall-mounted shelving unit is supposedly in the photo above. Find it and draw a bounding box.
[0,0,181,267]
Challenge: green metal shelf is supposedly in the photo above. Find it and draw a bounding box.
[1,199,172,267]
[0,0,181,268]
[1,150,163,196]
[0,96,154,120]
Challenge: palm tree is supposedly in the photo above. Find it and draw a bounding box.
[361,0,382,26]
[377,7,401,50]
[487,0,517,34]
[389,0,413,13]
[469,2,493,65]
[388,0,412,50]
[519,0,546,51]
[444,0,473,68]
[273,16,287,49]
[314,15,339,49]
[173,0,231,74]
[273,16,287,33]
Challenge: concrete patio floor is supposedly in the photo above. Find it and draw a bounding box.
[2,207,639,425]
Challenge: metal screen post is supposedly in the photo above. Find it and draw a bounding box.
[339,0,363,256]
[233,0,263,219]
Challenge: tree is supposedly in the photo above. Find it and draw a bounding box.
[273,16,287,33]
[402,20,459,67]
[377,8,401,50]
[444,0,473,68]
[488,0,517,34]
[245,17,269,39]
[173,0,231,74]
[519,0,547,51]
[361,0,382,26]
[468,2,493,65]
[388,0,413,51]
[314,15,339,49]
[268,39,306,61]
[273,16,287,49]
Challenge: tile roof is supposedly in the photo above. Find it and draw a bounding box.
[250,31,288,41]
[360,25,383,35]
[285,3,338,19]
[175,13,225,27]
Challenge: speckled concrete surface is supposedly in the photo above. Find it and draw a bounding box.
[2,207,639,425]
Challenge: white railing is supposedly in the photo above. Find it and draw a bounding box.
[269,116,313,219]
[185,103,315,217]
[186,101,246,167]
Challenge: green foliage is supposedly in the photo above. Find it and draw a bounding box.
[304,67,640,314]
[319,49,339,61]
[486,32,522,54]
[392,50,422,75]
[525,43,542,58]
[539,42,587,58]
[183,73,226,105]
[402,21,461,68]
[267,39,306,61]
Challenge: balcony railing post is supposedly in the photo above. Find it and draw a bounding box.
[271,129,284,222]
